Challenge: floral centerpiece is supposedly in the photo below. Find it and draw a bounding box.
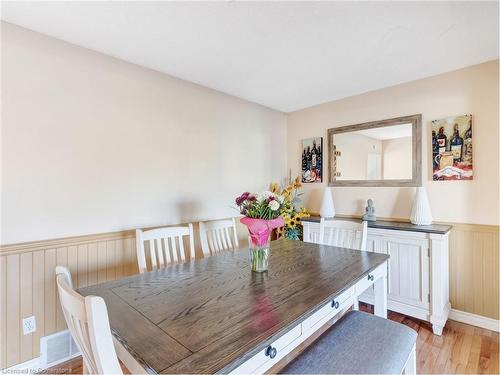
[271,177,310,240]
[234,177,309,272]
[235,191,285,272]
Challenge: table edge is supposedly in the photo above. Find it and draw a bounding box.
[216,256,389,374]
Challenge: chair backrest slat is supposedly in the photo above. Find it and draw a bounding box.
[207,231,216,253]
[223,227,232,249]
[55,266,122,374]
[215,229,224,251]
[156,238,164,268]
[163,237,171,263]
[221,228,230,250]
[318,219,368,251]
[199,218,239,256]
[149,239,157,271]
[177,236,185,262]
[136,224,194,273]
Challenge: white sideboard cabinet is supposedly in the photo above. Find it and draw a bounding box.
[301,217,452,335]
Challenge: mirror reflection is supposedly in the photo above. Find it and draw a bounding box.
[333,123,413,181]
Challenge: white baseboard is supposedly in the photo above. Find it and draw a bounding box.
[360,295,499,333]
[1,357,41,373]
[449,309,500,332]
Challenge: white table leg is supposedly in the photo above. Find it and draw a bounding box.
[352,295,359,310]
[373,271,387,318]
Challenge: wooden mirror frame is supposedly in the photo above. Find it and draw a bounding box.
[328,114,422,187]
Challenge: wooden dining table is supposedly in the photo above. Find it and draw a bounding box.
[78,239,389,374]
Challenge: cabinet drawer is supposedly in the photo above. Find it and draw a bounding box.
[355,263,386,295]
[303,286,354,332]
[231,324,302,374]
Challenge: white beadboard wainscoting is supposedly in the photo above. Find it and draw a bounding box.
[0,221,498,369]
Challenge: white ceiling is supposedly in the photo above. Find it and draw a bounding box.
[356,124,412,140]
[1,1,498,113]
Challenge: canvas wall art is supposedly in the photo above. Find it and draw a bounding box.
[301,137,323,183]
[431,114,473,180]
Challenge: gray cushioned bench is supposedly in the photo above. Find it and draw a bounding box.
[282,311,417,374]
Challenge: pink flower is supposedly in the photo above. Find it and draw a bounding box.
[235,192,250,206]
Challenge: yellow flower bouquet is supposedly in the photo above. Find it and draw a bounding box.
[270,177,310,240]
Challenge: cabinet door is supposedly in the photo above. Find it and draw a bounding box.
[387,238,429,309]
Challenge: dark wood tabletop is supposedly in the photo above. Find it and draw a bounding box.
[78,239,389,374]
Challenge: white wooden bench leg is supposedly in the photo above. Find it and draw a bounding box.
[374,273,387,318]
[352,296,359,310]
[403,344,416,374]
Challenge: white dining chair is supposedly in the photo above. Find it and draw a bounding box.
[199,218,239,256]
[55,266,122,374]
[318,219,368,311]
[135,224,195,273]
[318,218,368,251]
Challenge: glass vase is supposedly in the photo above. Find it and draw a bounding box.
[249,237,270,273]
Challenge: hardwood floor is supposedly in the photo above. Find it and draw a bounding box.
[363,305,499,374]
[46,305,499,374]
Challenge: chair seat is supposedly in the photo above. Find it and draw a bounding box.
[282,311,417,374]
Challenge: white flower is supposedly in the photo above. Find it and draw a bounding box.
[262,191,274,199]
[268,200,280,211]
[258,190,275,202]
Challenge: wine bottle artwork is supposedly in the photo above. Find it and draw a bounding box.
[436,126,447,154]
[431,130,439,170]
[431,115,473,181]
[450,124,464,163]
[301,137,323,183]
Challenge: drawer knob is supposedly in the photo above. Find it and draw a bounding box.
[265,345,277,359]
[331,300,340,309]
[367,274,374,281]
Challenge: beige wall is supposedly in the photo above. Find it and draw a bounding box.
[287,60,499,226]
[1,22,287,245]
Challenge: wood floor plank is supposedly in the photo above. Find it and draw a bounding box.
[465,334,482,374]
[479,334,491,373]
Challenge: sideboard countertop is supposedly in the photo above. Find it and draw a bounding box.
[301,216,452,235]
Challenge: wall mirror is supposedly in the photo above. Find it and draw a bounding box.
[328,114,422,187]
